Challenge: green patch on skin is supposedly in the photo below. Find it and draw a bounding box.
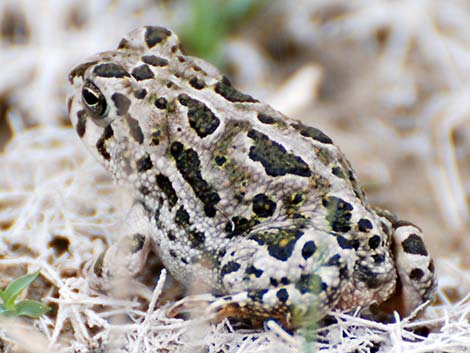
[226,216,259,237]
[213,120,252,156]
[212,120,253,200]
[249,228,304,261]
[323,196,353,233]
[331,166,347,179]
[248,129,311,177]
[214,76,258,103]
[312,146,332,167]
[292,122,333,144]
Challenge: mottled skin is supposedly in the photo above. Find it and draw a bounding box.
[67,26,436,327]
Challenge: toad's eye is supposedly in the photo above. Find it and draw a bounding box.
[82,81,107,117]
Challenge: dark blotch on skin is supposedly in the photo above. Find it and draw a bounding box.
[356,264,381,289]
[142,55,169,67]
[368,235,381,249]
[170,142,221,217]
[326,254,341,267]
[96,124,114,160]
[167,232,176,241]
[246,265,263,278]
[268,243,296,261]
[188,230,205,248]
[372,253,385,264]
[139,185,150,195]
[111,92,131,116]
[68,60,99,83]
[215,76,258,103]
[155,97,167,109]
[257,113,276,124]
[336,235,359,250]
[76,110,87,137]
[402,234,428,256]
[134,89,147,99]
[136,154,153,172]
[94,63,130,78]
[301,241,317,260]
[156,173,178,208]
[248,129,311,177]
[409,268,425,280]
[126,116,144,144]
[358,218,373,232]
[178,94,220,138]
[321,261,345,288]
[225,216,258,237]
[290,193,303,205]
[93,252,106,278]
[189,76,206,89]
[428,260,435,273]
[145,26,171,48]
[276,288,289,303]
[248,289,268,302]
[131,234,146,253]
[131,64,155,81]
[249,229,303,262]
[175,206,190,226]
[215,155,226,166]
[322,196,353,233]
[332,166,346,179]
[117,38,130,49]
[221,261,241,277]
[292,122,333,144]
[252,193,276,217]
[150,130,162,146]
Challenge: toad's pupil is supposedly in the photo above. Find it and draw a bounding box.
[83,87,99,106]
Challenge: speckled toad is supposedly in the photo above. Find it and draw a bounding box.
[67,26,436,328]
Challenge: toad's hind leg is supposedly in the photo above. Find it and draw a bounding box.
[209,284,328,328]
[169,231,350,328]
[168,285,321,329]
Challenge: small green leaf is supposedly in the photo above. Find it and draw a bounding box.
[0,305,17,317]
[0,288,6,302]
[14,300,51,318]
[3,270,40,307]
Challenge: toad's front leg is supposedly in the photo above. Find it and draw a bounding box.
[85,202,154,299]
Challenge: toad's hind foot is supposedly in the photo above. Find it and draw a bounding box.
[167,286,324,329]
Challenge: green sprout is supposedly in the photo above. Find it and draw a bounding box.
[180,0,268,65]
[0,270,51,318]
